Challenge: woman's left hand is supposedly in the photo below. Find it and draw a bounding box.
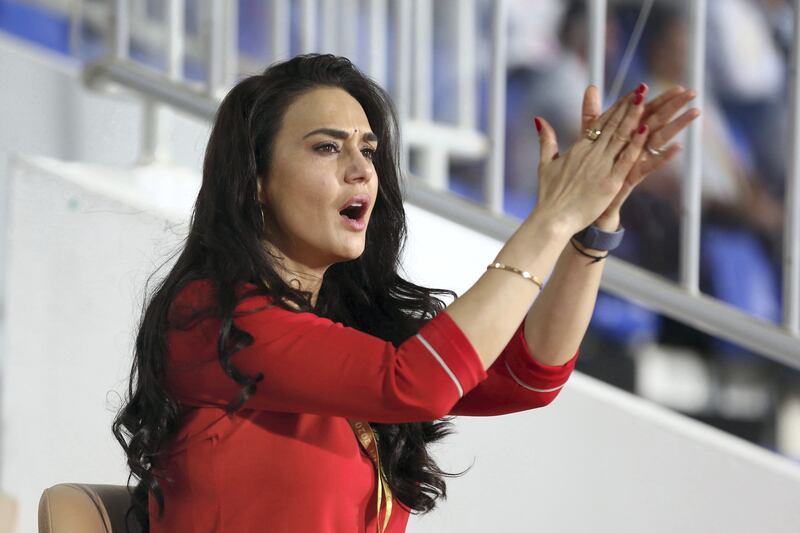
[579,84,701,230]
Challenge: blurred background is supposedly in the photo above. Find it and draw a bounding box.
[1,0,799,532]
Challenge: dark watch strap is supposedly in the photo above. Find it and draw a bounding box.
[573,224,625,251]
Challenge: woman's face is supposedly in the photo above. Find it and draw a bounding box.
[259,87,379,270]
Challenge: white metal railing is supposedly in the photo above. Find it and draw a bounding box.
[583,0,799,370]
[682,0,706,296]
[56,0,800,369]
[787,0,800,336]
[85,0,492,190]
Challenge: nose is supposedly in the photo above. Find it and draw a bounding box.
[343,147,374,184]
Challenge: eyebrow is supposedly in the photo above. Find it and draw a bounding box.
[302,128,378,143]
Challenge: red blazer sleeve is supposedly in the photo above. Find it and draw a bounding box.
[165,280,488,424]
[448,321,578,416]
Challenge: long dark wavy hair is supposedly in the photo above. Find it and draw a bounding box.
[112,54,471,531]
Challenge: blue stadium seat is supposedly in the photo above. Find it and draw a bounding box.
[0,0,70,54]
[589,291,661,345]
[702,225,782,358]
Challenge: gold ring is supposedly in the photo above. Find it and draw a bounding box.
[646,145,665,156]
[585,127,602,141]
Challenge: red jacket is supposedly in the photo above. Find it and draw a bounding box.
[150,279,577,532]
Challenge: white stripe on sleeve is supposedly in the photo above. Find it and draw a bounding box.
[504,359,566,393]
[415,334,465,398]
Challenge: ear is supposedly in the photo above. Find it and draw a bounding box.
[256,176,265,203]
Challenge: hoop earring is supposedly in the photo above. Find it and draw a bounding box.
[258,204,266,231]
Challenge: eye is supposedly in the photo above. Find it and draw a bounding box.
[361,147,376,160]
[314,142,340,154]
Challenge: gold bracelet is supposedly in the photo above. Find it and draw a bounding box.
[486,262,544,290]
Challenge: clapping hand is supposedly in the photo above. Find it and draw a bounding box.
[533,86,650,235]
[581,84,701,228]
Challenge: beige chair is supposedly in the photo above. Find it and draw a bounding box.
[38,484,142,533]
[1,490,18,533]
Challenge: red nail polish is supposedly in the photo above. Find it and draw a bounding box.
[634,93,643,105]
[534,117,542,133]
[638,124,648,134]
[636,83,647,94]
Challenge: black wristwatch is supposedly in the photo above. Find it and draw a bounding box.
[573,224,625,251]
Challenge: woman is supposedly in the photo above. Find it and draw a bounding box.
[113,54,698,532]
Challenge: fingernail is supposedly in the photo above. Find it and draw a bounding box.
[638,124,648,134]
[633,93,644,105]
[636,83,647,94]
[534,117,542,133]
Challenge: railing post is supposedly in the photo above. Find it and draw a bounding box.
[484,0,507,214]
[320,0,337,54]
[339,0,358,64]
[225,0,239,85]
[299,0,317,54]
[367,0,388,87]
[166,0,185,81]
[586,0,606,99]
[784,0,800,334]
[269,0,290,61]
[394,0,413,173]
[412,0,440,188]
[394,1,412,121]
[111,0,129,60]
[205,0,225,97]
[412,0,432,122]
[681,0,707,294]
[139,0,185,165]
[455,0,476,130]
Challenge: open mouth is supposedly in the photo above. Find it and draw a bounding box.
[338,194,370,231]
[338,203,368,221]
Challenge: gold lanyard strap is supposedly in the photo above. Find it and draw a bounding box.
[348,420,393,533]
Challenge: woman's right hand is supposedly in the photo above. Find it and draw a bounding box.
[529,85,649,235]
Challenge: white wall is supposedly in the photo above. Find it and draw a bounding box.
[0,31,211,309]
[401,208,800,533]
[2,158,183,533]
[2,32,800,533]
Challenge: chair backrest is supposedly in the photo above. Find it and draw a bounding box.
[1,490,18,532]
[38,484,142,533]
